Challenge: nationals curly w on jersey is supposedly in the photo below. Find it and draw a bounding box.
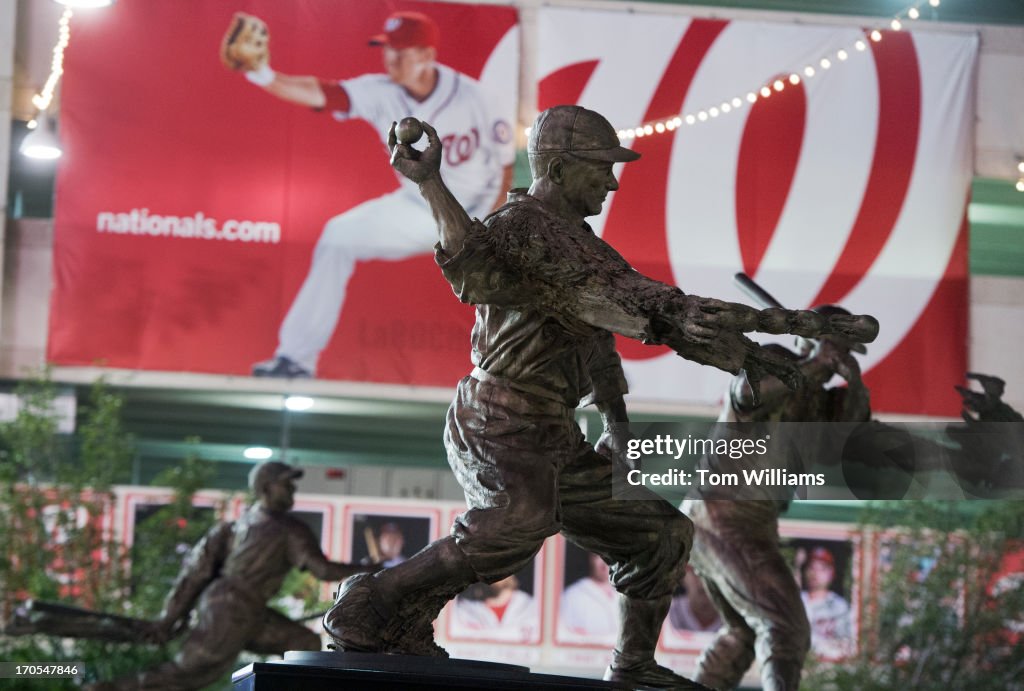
[333,64,514,216]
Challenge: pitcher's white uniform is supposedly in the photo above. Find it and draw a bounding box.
[801,590,853,658]
[275,63,514,373]
[557,576,621,645]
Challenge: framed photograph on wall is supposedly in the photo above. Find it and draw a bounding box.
[120,488,228,604]
[288,498,338,605]
[439,506,546,666]
[289,498,337,555]
[660,565,722,653]
[780,520,862,661]
[120,488,227,548]
[343,504,440,567]
[446,554,543,645]
[554,538,619,648]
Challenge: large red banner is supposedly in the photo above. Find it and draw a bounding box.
[536,8,975,416]
[49,0,518,386]
[51,3,974,416]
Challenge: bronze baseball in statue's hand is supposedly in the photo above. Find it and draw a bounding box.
[396,117,424,145]
[388,120,442,184]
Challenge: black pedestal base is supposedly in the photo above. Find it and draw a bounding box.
[232,651,636,690]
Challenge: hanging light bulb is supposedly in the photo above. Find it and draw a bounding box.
[20,113,62,159]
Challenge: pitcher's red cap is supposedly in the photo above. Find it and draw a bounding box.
[369,12,440,50]
[809,547,836,567]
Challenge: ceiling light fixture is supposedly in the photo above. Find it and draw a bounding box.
[53,0,115,8]
[20,113,62,160]
[243,446,274,460]
[284,396,315,412]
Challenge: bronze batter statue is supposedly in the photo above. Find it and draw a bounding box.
[683,305,869,691]
[323,106,877,689]
[33,462,373,691]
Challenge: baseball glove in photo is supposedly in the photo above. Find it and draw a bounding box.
[221,12,269,71]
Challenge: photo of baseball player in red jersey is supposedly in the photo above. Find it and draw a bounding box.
[223,10,516,378]
[47,2,514,383]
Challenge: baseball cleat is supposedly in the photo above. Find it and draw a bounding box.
[251,356,311,379]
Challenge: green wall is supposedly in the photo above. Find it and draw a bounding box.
[970,178,1024,277]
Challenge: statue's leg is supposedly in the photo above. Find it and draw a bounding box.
[245,607,321,654]
[692,576,756,690]
[559,442,707,689]
[326,378,564,655]
[686,504,756,690]
[97,583,256,691]
[324,535,476,655]
[689,504,809,691]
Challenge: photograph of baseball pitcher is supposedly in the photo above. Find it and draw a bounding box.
[221,9,517,380]
[48,1,518,387]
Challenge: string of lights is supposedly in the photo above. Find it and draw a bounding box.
[22,1,117,159]
[523,0,941,142]
[26,8,73,131]
[610,0,942,141]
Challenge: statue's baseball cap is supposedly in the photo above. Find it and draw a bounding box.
[528,105,640,163]
[369,12,440,50]
[248,461,303,494]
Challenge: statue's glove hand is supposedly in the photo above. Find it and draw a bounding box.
[741,344,806,405]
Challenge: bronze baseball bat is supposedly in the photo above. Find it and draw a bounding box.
[734,271,785,310]
[363,525,381,563]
